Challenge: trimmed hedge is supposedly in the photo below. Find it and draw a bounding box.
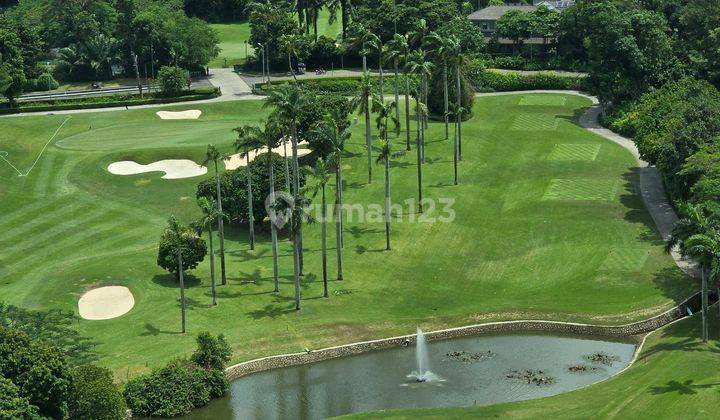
[256,75,416,97]
[471,70,588,92]
[0,88,220,115]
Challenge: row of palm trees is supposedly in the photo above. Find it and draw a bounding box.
[170,28,470,321]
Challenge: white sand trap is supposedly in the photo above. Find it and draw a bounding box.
[78,286,135,320]
[156,110,202,120]
[108,160,208,179]
[225,140,312,170]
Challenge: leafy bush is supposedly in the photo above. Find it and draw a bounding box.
[0,377,39,419]
[124,332,232,418]
[35,73,59,91]
[427,67,475,120]
[191,332,232,371]
[156,216,207,277]
[196,153,291,225]
[69,365,126,420]
[0,327,72,419]
[157,66,187,95]
[470,69,587,92]
[123,360,212,418]
[488,55,527,70]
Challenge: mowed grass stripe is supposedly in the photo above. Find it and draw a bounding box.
[31,152,57,197]
[8,217,148,280]
[0,198,90,243]
[0,195,77,230]
[0,207,111,264]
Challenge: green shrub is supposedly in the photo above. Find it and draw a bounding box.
[0,377,40,419]
[35,73,59,91]
[191,332,232,371]
[157,66,186,95]
[156,216,207,277]
[0,327,72,419]
[427,67,475,119]
[470,69,587,92]
[123,360,211,418]
[69,365,126,420]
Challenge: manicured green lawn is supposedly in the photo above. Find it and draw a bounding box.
[0,93,695,381]
[209,9,342,68]
[346,310,720,419]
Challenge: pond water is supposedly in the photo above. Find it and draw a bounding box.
[187,333,636,419]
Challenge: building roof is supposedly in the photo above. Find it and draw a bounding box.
[468,5,537,21]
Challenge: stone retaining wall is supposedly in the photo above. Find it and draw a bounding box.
[225,292,701,380]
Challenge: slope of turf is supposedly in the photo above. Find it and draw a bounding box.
[0,93,695,379]
[345,310,720,419]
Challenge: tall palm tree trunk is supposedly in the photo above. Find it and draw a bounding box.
[269,149,280,292]
[453,113,459,185]
[702,268,708,342]
[293,233,302,310]
[340,0,349,38]
[291,122,304,275]
[321,185,328,297]
[384,157,391,251]
[379,55,384,102]
[404,77,411,151]
[178,252,186,333]
[456,66,463,161]
[365,100,372,184]
[283,136,291,192]
[208,230,217,306]
[443,63,449,140]
[394,60,400,136]
[246,151,255,250]
[335,164,344,281]
[415,94,423,213]
[362,54,367,74]
[214,161,227,285]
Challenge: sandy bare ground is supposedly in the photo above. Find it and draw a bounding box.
[225,140,311,170]
[78,286,135,320]
[108,159,208,179]
[156,110,202,120]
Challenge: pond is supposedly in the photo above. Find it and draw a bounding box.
[187,333,636,419]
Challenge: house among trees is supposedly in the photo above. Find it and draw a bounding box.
[468,5,538,36]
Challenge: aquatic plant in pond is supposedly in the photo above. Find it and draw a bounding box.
[445,350,496,363]
[585,352,621,366]
[505,369,557,386]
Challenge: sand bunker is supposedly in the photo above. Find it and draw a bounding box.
[108,159,207,179]
[225,140,312,170]
[78,286,135,320]
[156,110,202,120]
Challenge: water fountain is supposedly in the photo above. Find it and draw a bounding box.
[407,327,441,383]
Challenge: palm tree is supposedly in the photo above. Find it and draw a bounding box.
[667,204,719,342]
[197,197,224,306]
[327,0,351,38]
[310,114,351,281]
[450,102,466,185]
[302,158,332,297]
[386,34,410,140]
[366,35,385,102]
[412,91,427,213]
[346,24,376,74]
[273,192,312,310]
[232,125,265,251]
[408,18,428,50]
[163,216,188,333]
[279,34,306,83]
[202,145,227,286]
[374,99,399,250]
[448,47,470,161]
[264,84,307,275]
[263,116,284,292]
[425,33,459,140]
[352,74,375,184]
[404,50,433,163]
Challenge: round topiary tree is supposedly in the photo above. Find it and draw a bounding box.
[157,66,186,96]
[156,216,207,278]
[36,73,59,91]
[68,365,126,420]
[427,67,475,120]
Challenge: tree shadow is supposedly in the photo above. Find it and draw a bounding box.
[228,248,270,261]
[649,379,720,395]
[344,181,366,190]
[152,273,202,288]
[355,245,385,254]
[389,160,414,169]
[235,268,263,284]
[140,322,181,337]
[247,304,295,320]
[429,181,454,188]
[346,225,382,238]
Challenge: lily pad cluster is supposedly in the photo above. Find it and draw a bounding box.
[505,369,556,386]
[445,350,496,363]
[584,352,620,366]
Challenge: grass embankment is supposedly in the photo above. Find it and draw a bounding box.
[345,310,720,419]
[0,93,694,380]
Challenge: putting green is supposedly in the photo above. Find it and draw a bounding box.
[0,93,696,380]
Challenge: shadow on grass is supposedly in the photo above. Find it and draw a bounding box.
[140,322,182,337]
[152,273,202,288]
[649,379,720,395]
